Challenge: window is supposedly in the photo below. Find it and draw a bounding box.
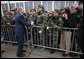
[29,1,33,12]
[60,1,65,8]
[16,3,19,8]
[19,2,23,7]
[54,1,60,10]
[10,3,15,10]
[43,1,48,11]
[1,3,8,11]
[34,1,41,11]
[25,2,29,13]
[48,1,52,11]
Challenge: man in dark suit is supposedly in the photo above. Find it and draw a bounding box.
[15,7,34,57]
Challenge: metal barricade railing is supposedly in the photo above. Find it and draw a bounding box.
[1,25,16,43]
[1,25,83,55]
[28,26,83,55]
[1,25,28,45]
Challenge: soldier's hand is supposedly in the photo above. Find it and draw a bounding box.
[39,30,42,34]
[62,14,65,18]
[64,14,68,20]
[31,21,34,26]
[46,26,49,30]
[7,22,11,25]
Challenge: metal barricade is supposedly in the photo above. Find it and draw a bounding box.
[28,26,83,55]
[1,25,16,43]
[1,25,83,55]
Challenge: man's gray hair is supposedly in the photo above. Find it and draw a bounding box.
[17,6,23,12]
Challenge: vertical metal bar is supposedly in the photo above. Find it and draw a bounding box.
[43,30,45,46]
[50,29,52,47]
[1,4,3,16]
[74,30,77,52]
[65,1,66,8]
[52,1,54,11]
[31,27,34,49]
[41,1,43,5]
[46,30,48,46]
[26,27,29,52]
[53,28,54,48]
[64,28,66,49]
[10,26,12,42]
[7,26,8,41]
[42,30,44,46]
[56,30,58,48]
[33,1,34,9]
[40,31,41,45]
[60,29,62,49]
[37,27,39,45]
[34,27,36,44]
[15,2,16,8]
[8,1,10,12]
[23,2,25,13]
[71,30,75,51]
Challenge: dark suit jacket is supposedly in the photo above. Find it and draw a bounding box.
[63,13,79,28]
[15,12,31,36]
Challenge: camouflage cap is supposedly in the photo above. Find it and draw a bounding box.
[51,11,54,13]
[30,9,36,12]
[54,9,60,13]
[3,10,7,12]
[7,12,11,15]
[38,4,44,9]
[11,8,17,11]
[60,7,65,10]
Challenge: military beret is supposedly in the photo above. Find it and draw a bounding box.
[30,9,36,12]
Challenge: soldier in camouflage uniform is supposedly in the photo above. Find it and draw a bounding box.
[6,12,13,42]
[45,11,53,47]
[36,5,46,46]
[1,10,8,41]
[29,9,37,44]
[10,8,17,25]
[2,11,12,41]
[10,8,18,44]
[29,9,37,24]
[48,10,63,53]
[36,5,45,32]
[2,10,8,25]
